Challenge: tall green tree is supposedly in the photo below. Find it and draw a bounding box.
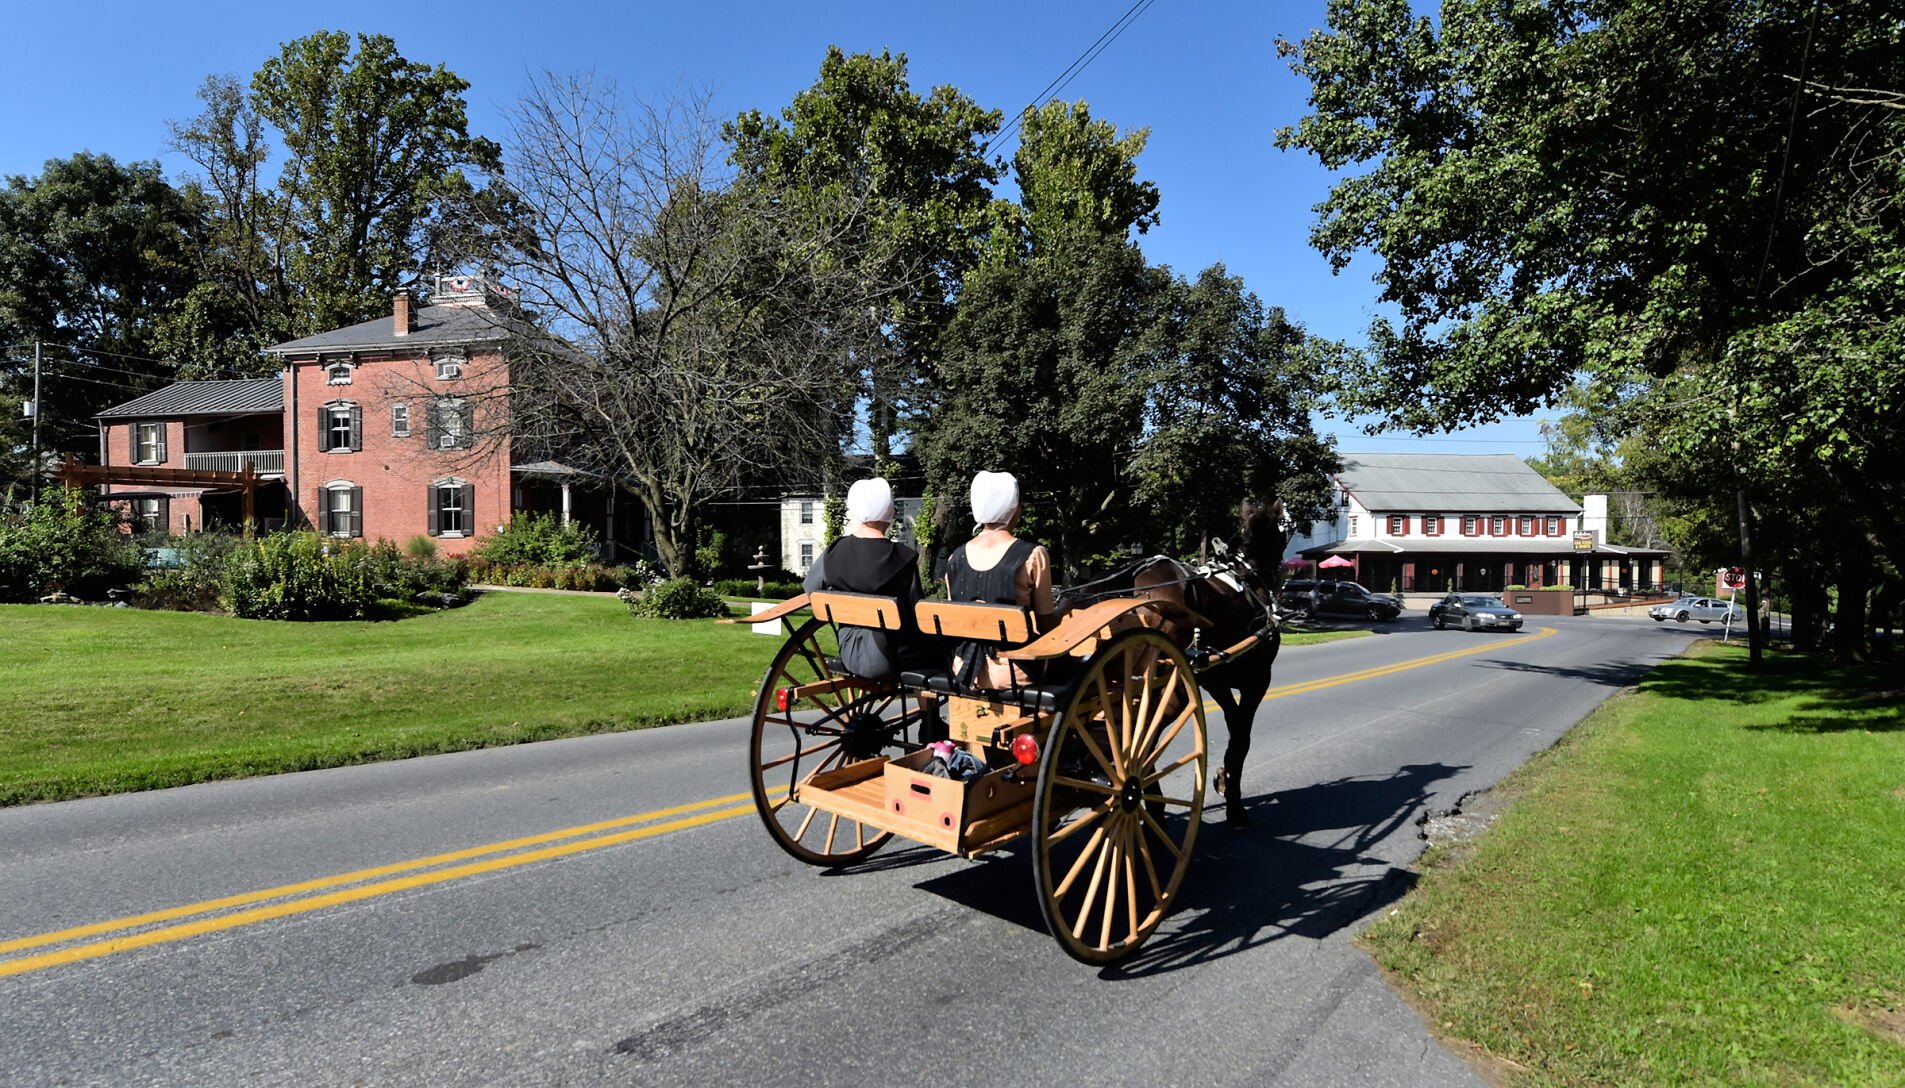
[726,48,1002,467]
[918,100,1164,576]
[1278,0,1905,658]
[0,154,197,474]
[1133,264,1339,556]
[248,31,501,334]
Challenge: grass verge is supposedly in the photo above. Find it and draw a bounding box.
[0,592,788,805]
[1361,641,1905,1086]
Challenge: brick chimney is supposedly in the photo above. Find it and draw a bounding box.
[393,293,416,336]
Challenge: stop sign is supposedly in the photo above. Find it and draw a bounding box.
[1721,567,1746,590]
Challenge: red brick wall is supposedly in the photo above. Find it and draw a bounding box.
[286,347,510,555]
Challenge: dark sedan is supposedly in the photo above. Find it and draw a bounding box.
[1430,593,1524,632]
[1280,579,1403,622]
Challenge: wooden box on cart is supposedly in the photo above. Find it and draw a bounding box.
[800,750,1035,855]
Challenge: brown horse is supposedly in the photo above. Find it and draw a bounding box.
[1060,502,1287,827]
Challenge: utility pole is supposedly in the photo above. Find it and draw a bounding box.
[30,341,42,503]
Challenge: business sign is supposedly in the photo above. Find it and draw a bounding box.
[1572,531,1596,551]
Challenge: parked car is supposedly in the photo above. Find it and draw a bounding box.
[1279,578,1403,622]
[1430,593,1524,632]
[1648,596,1744,624]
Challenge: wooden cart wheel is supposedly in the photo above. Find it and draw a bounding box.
[1032,628,1206,964]
[748,618,914,866]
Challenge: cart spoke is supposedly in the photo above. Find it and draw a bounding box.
[1071,828,1115,941]
[1142,750,1202,788]
[1136,825,1165,900]
[1138,807,1184,862]
[1052,775,1116,796]
[1141,792,1195,809]
[1123,834,1141,944]
[1099,826,1124,950]
[1055,823,1110,899]
[1044,804,1107,847]
[1064,715,1118,782]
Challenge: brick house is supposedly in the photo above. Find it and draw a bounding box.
[1286,453,1670,595]
[86,276,629,556]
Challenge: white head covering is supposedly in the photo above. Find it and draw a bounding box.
[844,477,895,527]
[969,471,1019,527]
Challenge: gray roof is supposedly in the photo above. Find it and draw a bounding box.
[1301,537,1668,558]
[1337,453,1580,514]
[96,378,282,420]
[266,302,537,356]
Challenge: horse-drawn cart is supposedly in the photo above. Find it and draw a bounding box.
[731,545,1281,964]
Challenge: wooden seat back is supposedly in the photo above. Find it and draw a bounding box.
[914,600,1035,644]
[810,591,907,631]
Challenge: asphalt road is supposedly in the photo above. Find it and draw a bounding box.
[0,614,1716,1087]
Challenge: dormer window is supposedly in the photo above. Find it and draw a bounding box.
[434,355,464,381]
[326,363,354,385]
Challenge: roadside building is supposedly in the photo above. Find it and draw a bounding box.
[1286,453,1669,595]
[79,275,639,557]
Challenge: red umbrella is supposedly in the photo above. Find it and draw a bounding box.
[1318,555,1355,568]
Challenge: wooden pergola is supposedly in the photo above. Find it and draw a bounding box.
[52,454,267,531]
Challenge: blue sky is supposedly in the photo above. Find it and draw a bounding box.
[1,0,1554,459]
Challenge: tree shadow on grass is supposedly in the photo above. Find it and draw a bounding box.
[1641,649,1905,731]
[905,762,1466,978]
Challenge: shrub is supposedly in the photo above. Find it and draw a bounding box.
[474,512,600,566]
[711,577,804,600]
[220,532,379,620]
[626,576,728,619]
[403,535,439,561]
[135,533,242,612]
[0,487,144,602]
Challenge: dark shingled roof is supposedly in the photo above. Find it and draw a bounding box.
[96,378,283,420]
[266,302,535,356]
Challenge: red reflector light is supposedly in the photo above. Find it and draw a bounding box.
[1011,734,1039,765]
[775,687,792,711]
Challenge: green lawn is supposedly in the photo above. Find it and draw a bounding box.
[0,593,1363,806]
[0,592,790,804]
[1362,642,1905,1086]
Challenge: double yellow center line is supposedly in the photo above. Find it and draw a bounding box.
[3,626,1554,979]
[0,791,763,979]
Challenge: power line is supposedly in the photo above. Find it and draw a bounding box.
[984,0,1161,158]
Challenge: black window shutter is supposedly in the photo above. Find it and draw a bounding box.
[318,406,332,452]
[426,400,440,447]
[156,497,170,531]
[461,485,475,535]
[459,404,474,448]
[156,427,167,464]
[350,487,364,537]
[349,405,362,451]
[316,489,330,535]
[427,485,440,536]
[127,425,136,463]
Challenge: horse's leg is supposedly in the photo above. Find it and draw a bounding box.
[1207,684,1253,828]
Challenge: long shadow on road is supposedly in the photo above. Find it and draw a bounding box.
[899,762,1467,978]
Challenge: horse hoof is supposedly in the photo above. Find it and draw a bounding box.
[1213,768,1229,795]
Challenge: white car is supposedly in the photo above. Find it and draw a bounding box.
[1648,596,1743,624]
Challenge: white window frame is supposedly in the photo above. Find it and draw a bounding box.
[799,542,815,569]
[434,354,465,381]
[134,497,163,533]
[326,362,354,385]
[799,500,814,525]
[433,479,468,538]
[323,482,358,538]
[134,422,163,465]
[392,402,410,437]
[326,404,355,452]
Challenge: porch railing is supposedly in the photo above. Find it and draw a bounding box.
[183,450,284,475]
